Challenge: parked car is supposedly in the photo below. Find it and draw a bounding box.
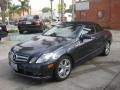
[9,22,112,81]
[0,24,8,41]
[51,19,61,27]
[18,15,46,34]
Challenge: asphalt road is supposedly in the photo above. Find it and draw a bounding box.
[0,30,120,90]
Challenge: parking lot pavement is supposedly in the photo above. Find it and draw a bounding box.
[0,41,19,60]
[0,30,120,90]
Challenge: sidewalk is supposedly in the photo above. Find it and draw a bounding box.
[104,30,120,90]
[110,30,120,42]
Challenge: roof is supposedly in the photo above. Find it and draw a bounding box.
[62,21,98,25]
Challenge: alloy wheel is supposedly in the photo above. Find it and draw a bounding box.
[105,42,110,55]
[58,58,71,79]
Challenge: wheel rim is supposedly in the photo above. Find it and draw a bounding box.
[105,42,110,55]
[58,59,71,79]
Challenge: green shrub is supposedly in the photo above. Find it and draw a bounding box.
[8,30,18,33]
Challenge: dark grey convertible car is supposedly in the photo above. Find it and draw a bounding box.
[9,22,112,81]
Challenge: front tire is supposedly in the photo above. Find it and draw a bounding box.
[102,41,111,56]
[54,56,72,81]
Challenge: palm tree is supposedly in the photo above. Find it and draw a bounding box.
[9,4,20,19]
[0,0,9,23]
[18,0,30,16]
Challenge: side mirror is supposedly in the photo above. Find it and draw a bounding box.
[79,34,92,42]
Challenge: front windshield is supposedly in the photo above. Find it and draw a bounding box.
[43,25,82,38]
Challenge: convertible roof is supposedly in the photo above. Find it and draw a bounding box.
[62,21,98,25]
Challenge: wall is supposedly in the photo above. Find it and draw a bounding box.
[75,0,120,29]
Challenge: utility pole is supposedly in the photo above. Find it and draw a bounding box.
[27,0,31,15]
[50,0,53,22]
[29,2,31,15]
[58,0,61,20]
[72,0,75,21]
[61,0,64,22]
[7,0,9,25]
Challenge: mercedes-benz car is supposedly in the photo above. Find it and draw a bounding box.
[9,22,112,81]
[18,15,45,34]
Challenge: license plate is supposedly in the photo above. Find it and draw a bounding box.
[26,21,31,24]
[11,62,18,71]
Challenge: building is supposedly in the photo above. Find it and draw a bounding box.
[75,0,120,29]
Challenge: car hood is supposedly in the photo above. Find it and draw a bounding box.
[13,35,72,55]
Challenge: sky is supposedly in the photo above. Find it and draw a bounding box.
[13,0,72,11]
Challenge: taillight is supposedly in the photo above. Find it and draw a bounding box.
[33,20,41,25]
[18,20,22,25]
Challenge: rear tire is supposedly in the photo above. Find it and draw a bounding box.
[54,56,72,81]
[19,30,23,34]
[101,41,111,56]
[39,24,45,33]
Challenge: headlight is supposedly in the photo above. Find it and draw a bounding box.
[29,57,38,63]
[36,53,58,63]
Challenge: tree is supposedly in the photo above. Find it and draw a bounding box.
[18,0,30,16]
[0,0,9,23]
[65,5,73,13]
[42,7,51,13]
[9,4,20,19]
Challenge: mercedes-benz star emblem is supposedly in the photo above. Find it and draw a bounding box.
[10,52,17,60]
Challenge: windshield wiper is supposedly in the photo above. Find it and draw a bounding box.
[43,33,70,38]
[49,33,57,37]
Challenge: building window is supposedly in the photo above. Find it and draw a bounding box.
[97,10,104,19]
[80,11,87,21]
[81,11,86,16]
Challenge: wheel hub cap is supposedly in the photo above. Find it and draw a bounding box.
[105,43,110,55]
[58,59,71,79]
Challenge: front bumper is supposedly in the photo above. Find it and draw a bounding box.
[9,60,54,79]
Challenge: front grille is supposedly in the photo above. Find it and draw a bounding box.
[15,54,29,62]
[9,52,29,63]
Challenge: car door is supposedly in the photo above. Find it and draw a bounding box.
[93,24,105,51]
[70,24,97,63]
[79,24,97,58]
[82,24,104,56]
